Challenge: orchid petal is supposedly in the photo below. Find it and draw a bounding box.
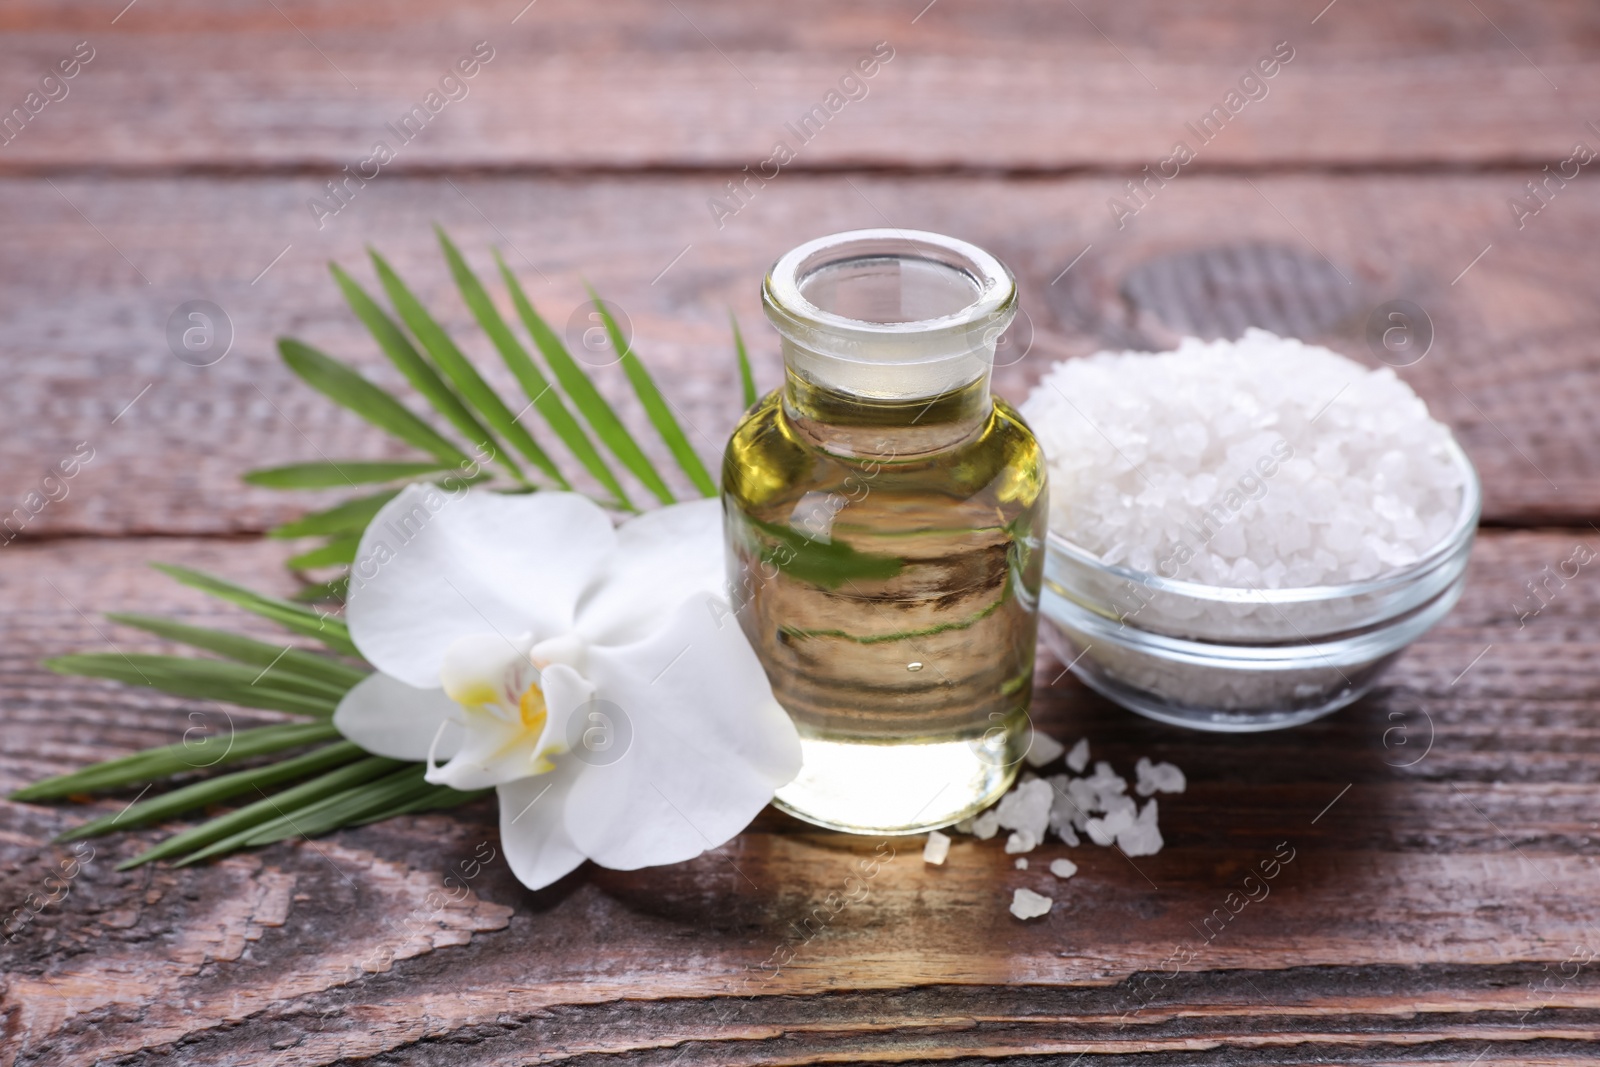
[537,661,596,759]
[346,486,615,687]
[438,632,533,709]
[575,497,727,646]
[563,592,800,870]
[496,766,586,890]
[333,672,462,762]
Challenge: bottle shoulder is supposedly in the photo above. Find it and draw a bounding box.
[723,390,1047,512]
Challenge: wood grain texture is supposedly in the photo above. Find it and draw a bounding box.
[1,0,1598,172]
[3,2,1599,1062]
[2,530,1599,1065]
[1,172,1596,546]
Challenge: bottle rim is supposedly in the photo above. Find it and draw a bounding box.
[763,229,1017,363]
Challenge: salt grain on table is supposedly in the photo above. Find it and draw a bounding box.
[967,809,1001,840]
[923,829,951,865]
[1118,800,1164,857]
[1010,887,1053,920]
[1024,728,1066,768]
[960,748,1172,860]
[1066,738,1090,773]
[1049,858,1078,879]
[1135,756,1187,796]
[1004,830,1038,854]
[996,777,1053,842]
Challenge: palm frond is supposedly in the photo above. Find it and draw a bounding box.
[103,613,366,689]
[243,460,453,489]
[57,741,365,842]
[11,721,341,802]
[125,755,404,869]
[437,228,633,510]
[279,339,472,469]
[152,563,359,657]
[330,262,519,482]
[496,251,677,505]
[732,312,758,409]
[588,286,717,497]
[370,250,567,487]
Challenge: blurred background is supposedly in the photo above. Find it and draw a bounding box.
[2,0,1597,541]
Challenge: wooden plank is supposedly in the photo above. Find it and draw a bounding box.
[0,172,1595,541]
[2,528,1598,1064]
[0,0,1597,172]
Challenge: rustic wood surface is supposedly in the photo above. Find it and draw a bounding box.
[3,2,1599,1064]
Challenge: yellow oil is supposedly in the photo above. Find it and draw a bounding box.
[722,375,1047,835]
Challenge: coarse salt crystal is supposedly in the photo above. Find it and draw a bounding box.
[1049,858,1078,879]
[923,829,951,865]
[1066,738,1090,772]
[1024,728,1067,768]
[968,809,1002,840]
[957,751,1171,860]
[996,778,1053,844]
[1135,757,1187,797]
[1117,800,1164,857]
[1015,857,1029,869]
[1005,830,1038,854]
[1010,887,1054,920]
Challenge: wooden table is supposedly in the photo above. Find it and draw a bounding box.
[4,2,1599,1063]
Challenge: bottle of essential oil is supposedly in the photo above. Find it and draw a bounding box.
[722,229,1047,835]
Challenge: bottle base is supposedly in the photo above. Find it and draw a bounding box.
[772,732,1021,836]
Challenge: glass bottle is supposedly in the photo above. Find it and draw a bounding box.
[722,229,1048,835]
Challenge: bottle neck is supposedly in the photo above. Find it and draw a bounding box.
[781,367,994,459]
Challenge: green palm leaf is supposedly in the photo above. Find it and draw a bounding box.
[589,287,717,497]
[243,460,453,489]
[174,763,437,865]
[437,227,632,510]
[279,338,472,469]
[11,721,340,802]
[45,654,343,717]
[286,536,360,570]
[732,312,758,409]
[370,250,567,488]
[104,613,366,690]
[124,755,403,869]
[351,781,488,825]
[57,741,364,842]
[494,251,677,505]
[269,488,399,540]
[292,576,350,603]
[330,262,522,483]
[152,563,360,658]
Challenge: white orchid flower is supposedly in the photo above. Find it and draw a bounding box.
[332,485,801,890]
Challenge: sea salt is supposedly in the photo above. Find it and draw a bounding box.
[959,751,1184,886]
[1020,330,1465,588]
[1118,800,1164,857]
[1010,887,1054,920]
[1015,857,1029,870]
[1024,727,1067,768]
[923,829,951,865]
[995,778,1053,845]
[1005,830,1038,854]
[1065,738,1090,773]
[967,809,1002,840]
[1049,858,1078,879]
[1135,757,1186,797]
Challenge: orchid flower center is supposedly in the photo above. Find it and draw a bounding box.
[437,632,560,775]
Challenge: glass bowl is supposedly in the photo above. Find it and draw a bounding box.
[1038,438,1481,731]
